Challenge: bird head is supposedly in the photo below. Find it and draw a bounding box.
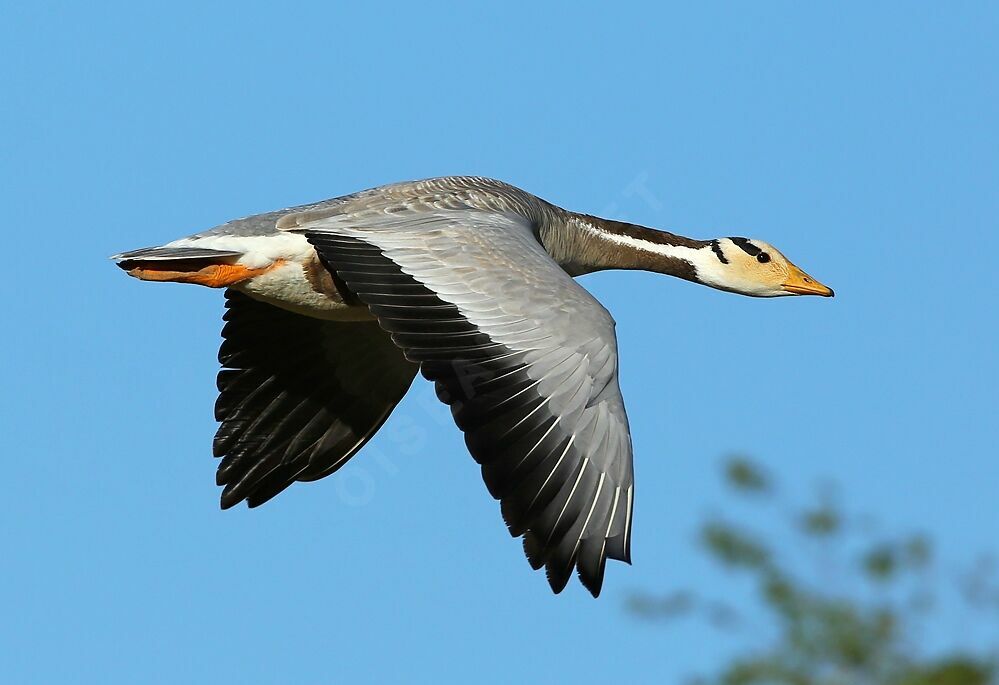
[700,237,834,298]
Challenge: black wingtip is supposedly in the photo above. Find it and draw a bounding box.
[546,564,572,594]
[219,480,249,510]
[579,572,603,599]
[523,532,546,570]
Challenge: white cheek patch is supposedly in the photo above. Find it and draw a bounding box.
[688,254,731,290]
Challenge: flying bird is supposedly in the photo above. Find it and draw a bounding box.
[113,176,833,596]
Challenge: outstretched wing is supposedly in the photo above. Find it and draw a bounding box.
[289,202,634,597]
[214,290,417,508]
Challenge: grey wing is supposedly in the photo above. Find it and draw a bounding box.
[293,204,634,597]
[214,290,417,508]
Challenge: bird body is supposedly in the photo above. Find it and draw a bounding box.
[114,176,832,596]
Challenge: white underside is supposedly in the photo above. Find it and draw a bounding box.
[235,262,374,321]
[166,232,373,321]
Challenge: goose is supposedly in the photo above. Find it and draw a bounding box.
[113,176,832,597]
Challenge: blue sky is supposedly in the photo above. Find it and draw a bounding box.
[2,2,997,683]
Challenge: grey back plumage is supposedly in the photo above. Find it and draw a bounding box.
[183,176,561,240]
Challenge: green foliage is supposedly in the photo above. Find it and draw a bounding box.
[863,544,898,582]
[894,659,993,685]
[725,458,772,495]
[702,522,772,570]
[630,458,997,685]
[800,506,840,538]
[627,591,695,620]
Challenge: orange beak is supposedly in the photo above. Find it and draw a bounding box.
[782,263,834,297]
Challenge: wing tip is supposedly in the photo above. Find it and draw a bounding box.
[578,570,604,598]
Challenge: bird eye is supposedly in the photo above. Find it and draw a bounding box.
[757,253,771,263]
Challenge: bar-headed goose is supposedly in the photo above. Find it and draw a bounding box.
[113,176,832,597]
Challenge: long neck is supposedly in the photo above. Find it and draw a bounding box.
[545,212,721,283]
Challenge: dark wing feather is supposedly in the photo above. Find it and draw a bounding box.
[214,290,417,508]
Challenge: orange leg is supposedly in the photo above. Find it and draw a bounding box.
[127,260,285,288]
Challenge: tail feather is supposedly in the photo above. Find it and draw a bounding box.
[111,246,243,263]
[112,245,265,288]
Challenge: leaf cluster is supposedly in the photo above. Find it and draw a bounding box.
[630,458,997,685]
